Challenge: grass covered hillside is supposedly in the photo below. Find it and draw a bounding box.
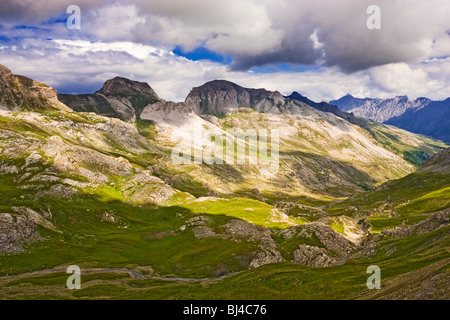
[0,64,448,300]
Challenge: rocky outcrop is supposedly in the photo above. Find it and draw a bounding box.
[318,215,366,243]
[0,64,70,112]
[0,206,61,254]
[11,207,59,233]
[279,222,356,267]
[220,219,284,268]
[184,80,305,115]
[59,77,160,122]
[417,147,450,174]
[192,226,217,239]
[382,209,449,238]
[0,212,38,254]
[185,217,284,268]
[293,244,334,268]
[297,223,356,254]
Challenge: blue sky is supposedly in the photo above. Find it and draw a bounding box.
[0,0,449,102]
[172,46,232,65]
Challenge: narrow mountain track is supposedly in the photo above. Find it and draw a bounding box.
[0,267,240,284]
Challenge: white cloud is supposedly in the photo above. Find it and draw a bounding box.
[1,39,449,102]
[2,0,449,72]
[0,1,449,102]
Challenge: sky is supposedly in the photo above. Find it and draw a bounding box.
[0,0,449,102]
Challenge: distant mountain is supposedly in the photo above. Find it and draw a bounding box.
[286,91,357,124]
[59,77,160,122]
[330,95,432,123]
[330,94,375,112]
[330,93,449,142]
[386,98,450,143]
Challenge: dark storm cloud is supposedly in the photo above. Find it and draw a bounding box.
[0,0,449,73]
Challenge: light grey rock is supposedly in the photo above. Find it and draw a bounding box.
[0,212,39,253]
[293,244,334,268]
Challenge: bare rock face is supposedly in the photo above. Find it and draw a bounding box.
[279,222,356,267]
[293,244,334,268]
[0,64,13,82]
[223,219,284,268]
[331,94,432,123]
[0,65,20,110]
[249,249,284,268]
[192,226,217,239]
[417,147,450,174]
[59,77,160,122]
[298,223,356,254]
[98,77,160,98]
[0,206,61,254]
[140,100,195,127]
[0,64,70,112]
[101,212,116,223]
[184,80,303,115]
[382,209,449,238]
[0,213,38,253]
[287,91,357,124]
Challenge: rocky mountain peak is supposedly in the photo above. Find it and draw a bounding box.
[186,79,284,101]
[184,80,359,123]
[59,76,160,122]
[96,76,160,100]
[190,79,245,93]
[0,64,13,80]
[393,95,409,103]
[331,93,436,124]
[287,91,307,101]
[0,64,70,112]
[415,97,431,103]
[330,94,375,112]
[184,79,287,115]
[287,91,357,124]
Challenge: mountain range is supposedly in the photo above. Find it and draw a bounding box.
[331,94,449,143]
[0,63,448,300]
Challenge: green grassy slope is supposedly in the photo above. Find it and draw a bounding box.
[0,103,448,300]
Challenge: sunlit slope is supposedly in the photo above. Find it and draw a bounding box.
[328,147,450,232]
[140,104,445,210]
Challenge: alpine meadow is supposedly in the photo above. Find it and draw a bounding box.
[0,0,449,302]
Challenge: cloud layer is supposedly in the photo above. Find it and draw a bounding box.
[2,0,450,71]
[0,0,449,101]
[0,38,448,102]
